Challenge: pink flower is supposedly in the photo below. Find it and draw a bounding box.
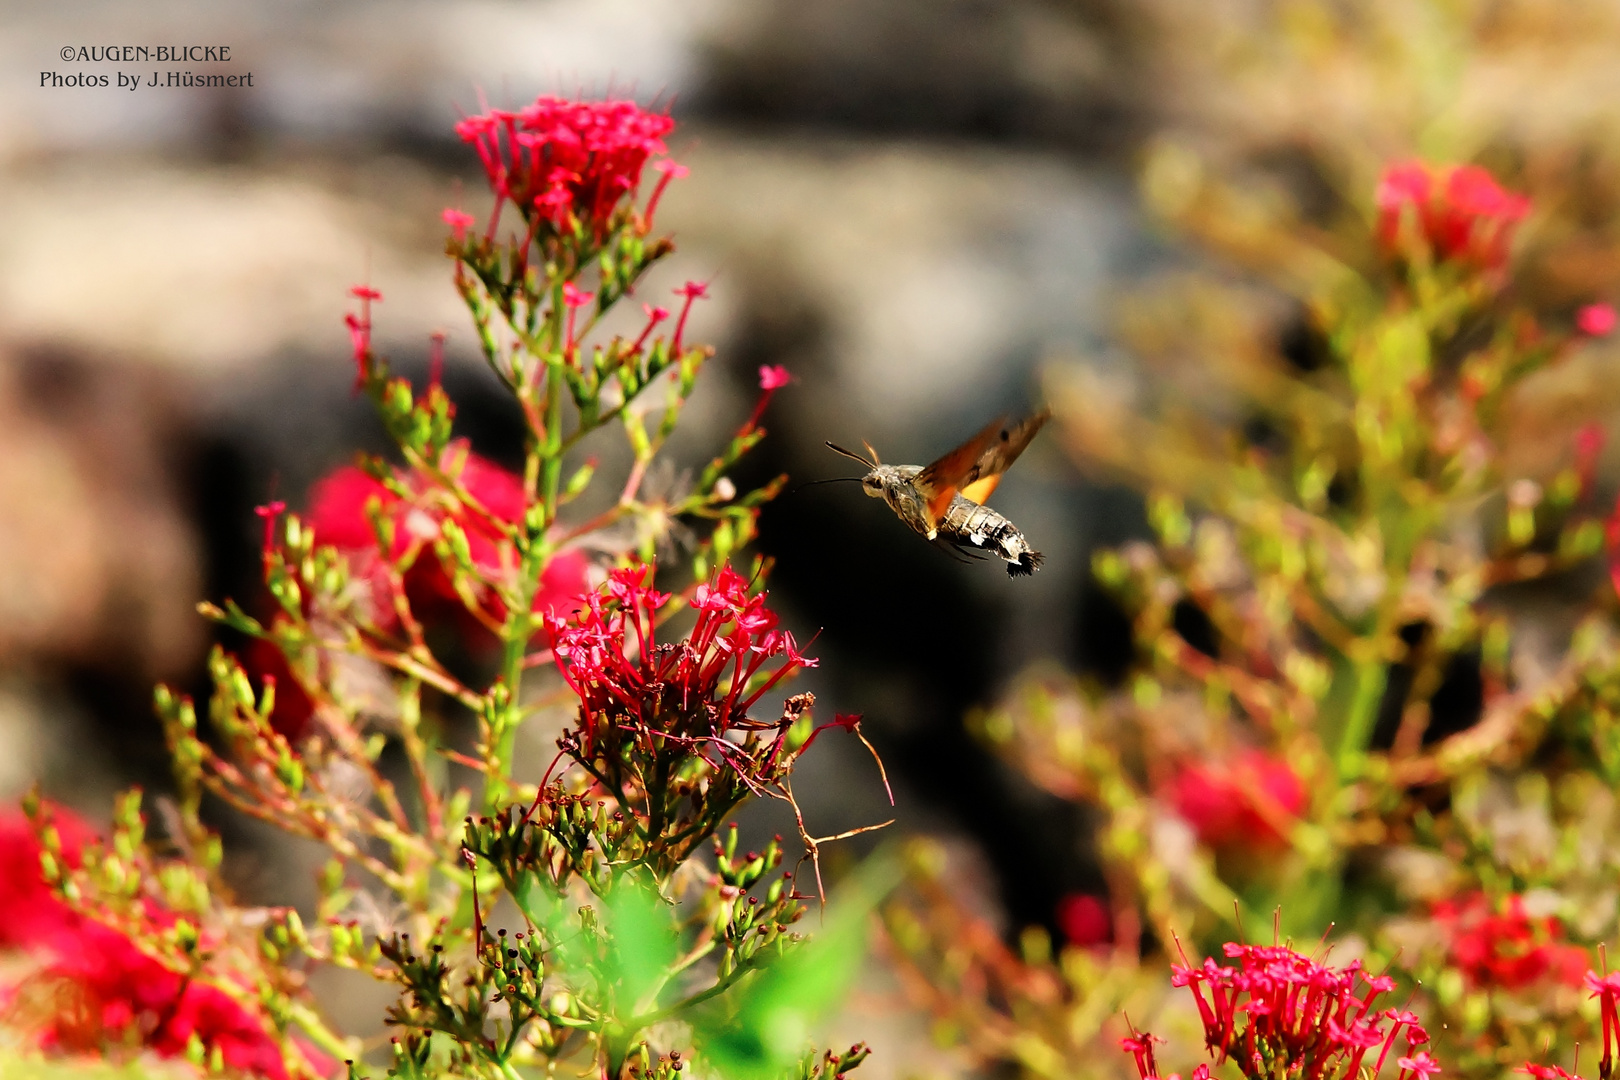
[1579,303,1618,337]
[631,303,671,355]
[344,285,382,389]
[1375,161,1530,270]
[306,448,590,629]
[1399,1052,1443,1080]
[1056,893,1111,948]
[646,158,690,224]
[1586,968,1620,1079]
[672,280,709,355]
[758,365,792,391]
[454,96,675,240]
[1167,750,1304,849]
[1519,1064,1584,1080]
[442,207,476,240]
[0,812,313,1078]
[1120,1031,1165,1080]
[1432,892,1588,990]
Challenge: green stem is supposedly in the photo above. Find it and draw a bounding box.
[286,1002,358,1069]
[1334,657,1387,782]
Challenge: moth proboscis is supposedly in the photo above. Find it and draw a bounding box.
[826,410,1050,577]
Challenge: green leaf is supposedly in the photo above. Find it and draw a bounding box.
[695,855,898,1080]
[606,879,679,1013]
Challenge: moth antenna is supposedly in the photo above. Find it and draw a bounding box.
[790,476,864,495]
[861,439,880,465]
[825,441,878,467]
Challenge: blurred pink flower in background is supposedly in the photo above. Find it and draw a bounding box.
[1167,749,1305,849]
[0,812,314,1077]
[1376,161,1530,270]
[1432,892,1588,990]
[246,446,591,740]
[1578,303,1618,337]
[304,446,591,634]
[1055,892,1111,948]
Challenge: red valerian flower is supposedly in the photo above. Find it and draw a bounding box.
[1400,1052,1444,1080]
[1580,303,1618,337]
[1585,968,1620,1080]
[442,207,476,240]
[744,364,793,431]
[453,96,676,240]
[1519,1064,1585,1080]
[671,279,709,355]
[1056,893,1112,948]
[344,285,381,389]
[305,443,590,636]
[1375,161,1530,270]
[547,565,815,752]
[1167,749,1305,849]
[0,812,317,1079]
[1120,1030,1210,1080]
[1431,891,1588,990]
[1171,940,1431,1080]
[542,564,820,835]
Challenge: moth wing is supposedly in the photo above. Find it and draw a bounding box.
[959,475,1002,505]
[957,410,1050,504]
[913,415,1007,527]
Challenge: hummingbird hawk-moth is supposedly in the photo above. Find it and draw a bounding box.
[826,410,1049,577]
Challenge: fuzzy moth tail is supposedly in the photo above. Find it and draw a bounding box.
[1007,550,1043,577]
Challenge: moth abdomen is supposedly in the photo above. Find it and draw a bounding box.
[939,498,1042,576]
[1007,550,1042,577]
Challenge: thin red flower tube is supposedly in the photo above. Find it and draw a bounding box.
[1587,967,1620,1080]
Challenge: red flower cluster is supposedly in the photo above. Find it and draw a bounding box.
[1375,161,1531,270]
[1431,892,1588,990]
[1172,942,1433,1080]
[546,565,816,759]
[454,96,676,239]
[0,811,312,1078]
[1167,750,1305,849]
[1520,1064,1584,1080]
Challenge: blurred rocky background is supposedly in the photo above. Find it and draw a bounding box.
[7,0,1620,1070]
